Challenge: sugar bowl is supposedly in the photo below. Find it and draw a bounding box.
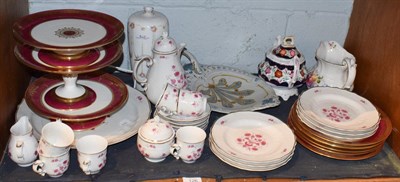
[137,116,175,163]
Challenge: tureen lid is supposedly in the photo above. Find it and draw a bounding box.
[153,32,177,53]
[138,116,174,142]
[266,35,305,65]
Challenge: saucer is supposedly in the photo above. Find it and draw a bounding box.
[16,85,151,147]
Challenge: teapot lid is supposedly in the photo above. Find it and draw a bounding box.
[138,116,174,142]
[153,32,177,53]
[271,36,302,59]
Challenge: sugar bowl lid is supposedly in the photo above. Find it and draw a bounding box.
[138,116,174,142]
[153,32,177,53]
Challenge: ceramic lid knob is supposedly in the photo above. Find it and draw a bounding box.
[153,32,177,53]
[138,116,174,142]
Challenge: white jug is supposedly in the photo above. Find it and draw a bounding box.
[133,32,201,104]
[8,116,38,167]
[307,41,357,90]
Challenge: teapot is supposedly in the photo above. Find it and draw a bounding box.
[133,32,201,104]
[258,35,307,101]
[306,41,357,90]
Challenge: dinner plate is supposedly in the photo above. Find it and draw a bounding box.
[299,87,379,131]
[16,84,151,147]
[211,112,295,162]
[13,9,123,52]
[14,41,122,74]
[25,72,128,122]
[185,65,280,113]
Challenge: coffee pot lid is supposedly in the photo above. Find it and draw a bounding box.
[153,32,177,53]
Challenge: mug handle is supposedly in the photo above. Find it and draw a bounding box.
[181,49,203,75]
[32,160,46,176]
[81,160,92,175]
[16,141,24,159]
[170,144,181,160]
[342,57,357,90]
[133,56,153,91]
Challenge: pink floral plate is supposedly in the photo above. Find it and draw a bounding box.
[14,41,122,74]
[210,111,295,162]
[13,9,123,53]
[299,87,379,131]
[24,72,128,122]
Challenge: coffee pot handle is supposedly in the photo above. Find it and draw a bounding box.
[133,56,154,91]
[16,141,24,159]
[343,57,357,90]
[181,49,203,74]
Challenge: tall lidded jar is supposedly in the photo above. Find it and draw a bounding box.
[128,7,169,90]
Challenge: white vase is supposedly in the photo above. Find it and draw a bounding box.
[128,7,169,91]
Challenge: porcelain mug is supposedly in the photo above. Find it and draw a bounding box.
[76,135,108,175]
[156,83,180,114]
[170,126,206,163]
[177,89,207,117]
[37,120,74,157]
[32,151,70,178]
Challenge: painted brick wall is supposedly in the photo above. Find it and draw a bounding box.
[29,0,353,73]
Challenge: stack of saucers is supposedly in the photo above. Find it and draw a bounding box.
[288,87,392,160]
[209,112,296,171]
[155,104,211,131]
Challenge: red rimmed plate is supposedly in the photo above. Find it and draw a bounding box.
[13,9,124,53]
[14,41,122,74]
[25,72,128,122]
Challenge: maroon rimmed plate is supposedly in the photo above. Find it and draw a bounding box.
[25,72,128,122]
[14,41,122,74]
[13,9,124,53]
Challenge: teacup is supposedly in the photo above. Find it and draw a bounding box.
[170,126,206,163]
[76,135,108,175]
[177,89,207,117]
[156,83,180,114]
[32,150,70,178]
[37,119,74,157]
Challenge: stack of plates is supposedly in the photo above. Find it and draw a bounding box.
[155,104,211,130]
[209,112,296,171]
[289,87,392,160]
[297,87,380,141]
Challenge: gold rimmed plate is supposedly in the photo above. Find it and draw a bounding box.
[25,72,128,122]
[13,9,124,54]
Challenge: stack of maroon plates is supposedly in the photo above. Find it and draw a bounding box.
[13,9,127,130]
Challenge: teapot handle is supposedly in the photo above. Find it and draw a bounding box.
[288,56,300,88]
[342,57,357,90]
[133,56,154,91]
[181,49,203,74]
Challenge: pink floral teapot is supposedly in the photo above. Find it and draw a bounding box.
[258,35,307,100]
[133,32,201,104]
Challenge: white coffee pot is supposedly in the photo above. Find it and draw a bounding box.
[133,32,201,104]
[306,41,357,90]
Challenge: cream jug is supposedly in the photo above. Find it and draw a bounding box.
[128,7,169,91]
[133,32,201,104]
[306,41,357,90]
[8,116,38,167]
